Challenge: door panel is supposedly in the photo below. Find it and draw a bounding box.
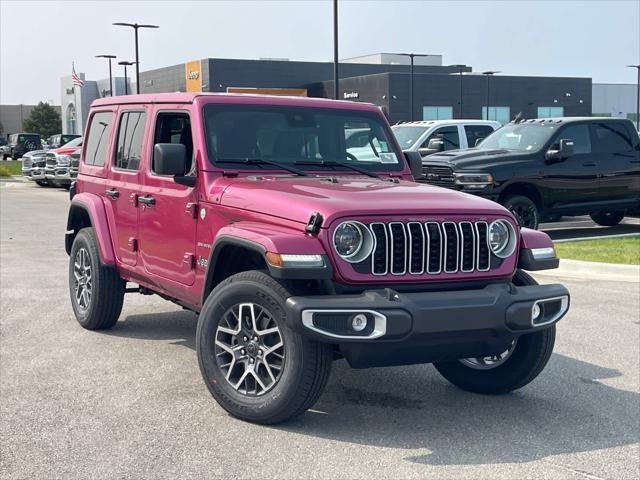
[138,110,197,286]
[540,123,599,208]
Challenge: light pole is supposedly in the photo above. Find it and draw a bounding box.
[396,53,431,122]
[118,61,135,95]
[482,70,500,120]
[333,0,339,100]
[453,65,467,119]
[95,55,116,96]
[627,65,640,131]
[113,22,159,94]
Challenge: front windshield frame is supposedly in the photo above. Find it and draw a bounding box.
[202,103,405,174]
[479,123,559,152]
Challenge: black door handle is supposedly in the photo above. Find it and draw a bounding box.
[138,195,155,206]
[105,189,120,198]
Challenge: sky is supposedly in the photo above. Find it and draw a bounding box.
[1,0,639,105]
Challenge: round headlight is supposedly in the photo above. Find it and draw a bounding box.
[488,220,516,258]
[333,221,374,263]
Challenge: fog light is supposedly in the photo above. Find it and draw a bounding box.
[532,303,541,321]
[351,313,367,332]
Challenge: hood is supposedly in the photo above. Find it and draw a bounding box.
[217,175,510,225]
[51,146,81,156]
[425,148,531,170]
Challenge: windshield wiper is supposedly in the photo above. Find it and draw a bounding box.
[215,157,307,176]
[294,159,382,179]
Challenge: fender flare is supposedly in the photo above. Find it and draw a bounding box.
[66,193,116,265]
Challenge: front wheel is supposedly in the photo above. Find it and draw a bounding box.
[502,194,540,229]
[69,227,125,330]
[590,210,624,226]
[35,180,48,187]
[196,270,332,424]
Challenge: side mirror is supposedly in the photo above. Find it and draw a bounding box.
[404,151,423,180]
[154,143,195,186]
[545,138,574,163]
[427,137,445,152]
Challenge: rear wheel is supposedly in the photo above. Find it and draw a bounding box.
[197,270,332,424]
[434,270,555,394]
[590,210,624,226]
[69,227,125,330]
[502,195,540,229]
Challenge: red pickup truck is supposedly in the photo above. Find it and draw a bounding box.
[66,93,569,424]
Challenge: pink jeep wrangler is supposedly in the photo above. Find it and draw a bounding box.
[66,93,569,424]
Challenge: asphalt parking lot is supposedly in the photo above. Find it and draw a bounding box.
[1,181,639,480]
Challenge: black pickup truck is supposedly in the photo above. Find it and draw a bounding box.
[418,117,640,229]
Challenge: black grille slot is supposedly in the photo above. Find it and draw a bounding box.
[389,223,406,274]
[426,222,442,273]
[370,223,388,275]
[442,222,459,272]
[407,222,425,274]
[460,222,475,272]
[476,222,490,271]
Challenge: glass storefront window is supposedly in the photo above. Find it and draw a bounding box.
[423,106,453,120]
[482,106,511,124]
[537,106,564,118]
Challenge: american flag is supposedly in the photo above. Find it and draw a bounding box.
[71,64,84,87]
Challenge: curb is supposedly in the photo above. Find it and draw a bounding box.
[532,258,640,283]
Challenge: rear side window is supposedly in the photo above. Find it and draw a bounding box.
[552,124,591,154]
[591,122,634,154]
[114,111,146,170]
[84,112,114,166]
[423,126,460,150]
[464,125,494,147]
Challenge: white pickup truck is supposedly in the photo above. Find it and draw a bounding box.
[392,119,501,156]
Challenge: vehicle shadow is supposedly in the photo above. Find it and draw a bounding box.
[106,311,639,467]
[543,223,640,241]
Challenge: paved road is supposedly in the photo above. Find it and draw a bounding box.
[541,216,640,242]
[1,182,639,480]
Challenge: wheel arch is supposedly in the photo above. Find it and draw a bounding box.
[65,194,116,265]
[498,182,543,208]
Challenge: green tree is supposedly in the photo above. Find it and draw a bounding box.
[22,102,61,138]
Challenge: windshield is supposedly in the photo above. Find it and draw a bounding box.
[391,126,428,149]
[203,104,403,173]
[61,135,80,145]
[18,134,40,144]
[479,123,557,151]
[61,137,83,148]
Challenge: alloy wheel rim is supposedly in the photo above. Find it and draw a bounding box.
[214,302,285,396]
[510,203,537,228]
[73,247,92,311]
[459,339,518,370]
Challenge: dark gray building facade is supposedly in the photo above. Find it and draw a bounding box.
[137,57,592,124]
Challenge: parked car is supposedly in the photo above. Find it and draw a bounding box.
[0,142,10,160]
[392,120,501,157]
[418,117,640,229]
[48,134,81,149]
[44,137,83,188]
[66,93,569,424]
[4,133,42,159]
[21,150,49,186]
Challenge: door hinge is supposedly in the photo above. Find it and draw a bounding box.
[185,202,198,218]
[128,237,138,252]
[183,252,195,269]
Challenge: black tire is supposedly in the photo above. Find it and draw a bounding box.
[434,270,555,394]
[197,270,332,424]
[35,180,48,187]
[69,227,125,330]
[590,210,624,227]
[502,194,540,230]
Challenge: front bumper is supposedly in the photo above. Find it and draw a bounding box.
[286,282,569,368]
[45,167,73,184]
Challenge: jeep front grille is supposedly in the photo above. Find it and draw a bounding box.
[370,221,490,275]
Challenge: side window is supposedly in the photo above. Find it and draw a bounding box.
[591,122,634,154]
[464,125,494,147]
[84,111,114,166]
[423,126,460,150]
[552,125,591,155]
[114,111,147,170]
[153,112,193,175]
